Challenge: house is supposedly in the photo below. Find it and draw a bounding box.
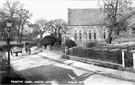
[37,31,52,39]
[68,8,109,45]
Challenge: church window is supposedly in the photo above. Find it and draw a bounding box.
[89,30,91,39]
[132,27,135,34]
[79,30,82,40]
[74,30,77,40]
[104,29,106,39]
[94,30,96,39]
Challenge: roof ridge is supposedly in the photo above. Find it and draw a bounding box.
[68,8,101,10]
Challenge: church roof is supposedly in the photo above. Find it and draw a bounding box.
[68,8,105,26]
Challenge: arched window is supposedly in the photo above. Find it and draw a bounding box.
[132,27,135,34]
[94,30,96,39]
[104,29,106,39]
[79,30,82,40]
[89,30,91,39]
[74,30,77,40]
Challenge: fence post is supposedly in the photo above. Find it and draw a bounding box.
[122,49,126,68]
[64,46,69,58]
[133,53,135,69]
[47,45,51,50]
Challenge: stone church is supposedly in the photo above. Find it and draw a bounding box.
[67,8,108,45]
[67,8,135,45]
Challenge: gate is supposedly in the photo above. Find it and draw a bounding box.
[124,50,133,68]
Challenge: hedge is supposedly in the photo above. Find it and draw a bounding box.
[68,47,123,64]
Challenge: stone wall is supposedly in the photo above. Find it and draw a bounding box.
[68,25,108,46]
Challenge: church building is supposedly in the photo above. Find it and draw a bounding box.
[68,8,108,45]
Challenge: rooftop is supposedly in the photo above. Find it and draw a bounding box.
[68,8,105,26]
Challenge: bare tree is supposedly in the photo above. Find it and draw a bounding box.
[3,1,23,18]
[16,8,32,43]
[0,1,32,43]
[100,0,135,43]
[0,11,7,38]
[48,19,68,40]
[0,10,7,22]
[28,24,40,39]
[0,1,20,41]
[34,19,49,38]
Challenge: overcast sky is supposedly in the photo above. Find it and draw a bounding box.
[0,0,102,23]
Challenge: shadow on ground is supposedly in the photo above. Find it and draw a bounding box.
[0,59,28,85]
[18,64,96,85]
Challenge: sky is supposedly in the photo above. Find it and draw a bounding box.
[0,0,101,23]
[0,0,135,23]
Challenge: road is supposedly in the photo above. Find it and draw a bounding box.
[10,52,134,85]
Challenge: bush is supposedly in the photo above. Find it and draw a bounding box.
[86,42,97,48]
[41,35,62,47]
[53,39,61,47]
[41,35,57,46]
[65,39,77,48]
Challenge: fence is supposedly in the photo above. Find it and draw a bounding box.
[124,50,133,67]
[68,47,123,64]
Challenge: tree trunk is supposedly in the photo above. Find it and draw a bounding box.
[17,20,21,44]
[17,25,21,44]
[106,0,118,44]
[106,27,113,44]
[117,29,119,35]
[40,31,44,39]
[17,30,20,44]
[20,31,22,44]
[20,20,26,44]
[106,34,112,44]
[20,25,24,44]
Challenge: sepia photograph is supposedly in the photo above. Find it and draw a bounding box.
[0,0,135,85]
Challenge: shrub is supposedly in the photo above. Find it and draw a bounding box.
[64,39,77,48]
[53,38,62,47]
[41,35,57,46]
[86,42,97,48]
[41,35,62,47]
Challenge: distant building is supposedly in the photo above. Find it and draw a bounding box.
[68,8,109,45]
[37,31,52,39]
[42,31,51,37]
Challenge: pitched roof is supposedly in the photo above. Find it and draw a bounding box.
[68,8,105,26]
